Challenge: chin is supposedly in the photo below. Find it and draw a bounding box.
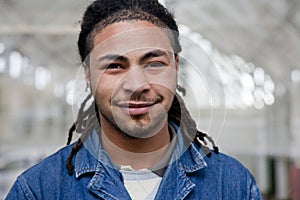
[117,117,167,139]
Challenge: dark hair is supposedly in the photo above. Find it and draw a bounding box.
[66,0,218,175]
[77,0,181,63]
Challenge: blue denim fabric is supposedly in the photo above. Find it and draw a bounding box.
[6,122,262,200]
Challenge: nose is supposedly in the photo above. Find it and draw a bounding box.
[122,67,151,94]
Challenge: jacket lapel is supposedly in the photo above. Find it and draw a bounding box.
[154,144,207,200]
[88,163,131,200]
[154,161,196,200]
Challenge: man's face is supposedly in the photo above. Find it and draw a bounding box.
[86,20,178,139]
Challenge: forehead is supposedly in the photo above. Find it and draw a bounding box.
[91,21,174,58]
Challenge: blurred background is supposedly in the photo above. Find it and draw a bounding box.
[0,0,299,199]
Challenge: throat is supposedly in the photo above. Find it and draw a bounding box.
[101,124,173,170]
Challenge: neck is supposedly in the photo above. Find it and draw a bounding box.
[100,118,171,169]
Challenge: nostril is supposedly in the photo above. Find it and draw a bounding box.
[122,68,150,92]
[129,86,151,101]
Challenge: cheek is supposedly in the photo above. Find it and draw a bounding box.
[90,71,102,86]
[96,85,112,97]
[149,71,177,92]
[91,72,110,91]
[92,75,124,107]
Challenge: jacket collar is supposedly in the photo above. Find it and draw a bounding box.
[153,122,207,200]
[74,129,115,178]
[168,121,207,173]
[74,121,207,177]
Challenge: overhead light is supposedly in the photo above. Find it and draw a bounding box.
[241,90,254,107]
[9,51,23,79]
[240,73,255,91]
[264,93,275,106]
[291,69,300,83]
[264,77,275,93]
[254,100,264,110]
[179,23,276,110]
[34,66,51,91]
[254,88,265,101]
[254,67,265,86]
[66,80,75,105]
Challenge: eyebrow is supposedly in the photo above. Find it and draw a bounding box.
[98,49,169,63]
[140,50,169,62]
[98,54,128,63]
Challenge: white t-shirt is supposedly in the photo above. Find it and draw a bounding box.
[120,165,162,200]
[119,125,177,199]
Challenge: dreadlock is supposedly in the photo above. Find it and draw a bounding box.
[171,85,219,156]
[66,0,218,175]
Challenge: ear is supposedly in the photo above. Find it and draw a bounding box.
[84,62,91,86]
[175,54,179,72]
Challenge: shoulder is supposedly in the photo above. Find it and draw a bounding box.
[5,144,76,199]
[188,143,255,185]
[205,150,249,172]
[14,143,76,186]
[187,145,262,198]
[184,147,262,199]
[189,143,251,175]
[198,149,253,181]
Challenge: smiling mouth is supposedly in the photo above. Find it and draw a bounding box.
[116,101,157,116]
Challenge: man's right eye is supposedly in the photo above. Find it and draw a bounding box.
[105,63,123,70]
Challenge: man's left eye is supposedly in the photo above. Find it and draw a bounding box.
[146,62,166,68]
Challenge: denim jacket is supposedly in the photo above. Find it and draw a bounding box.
[6,122,262,200]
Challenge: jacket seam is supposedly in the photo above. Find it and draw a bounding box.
[18,176,35,200]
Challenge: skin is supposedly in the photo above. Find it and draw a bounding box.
[85,20,179,168]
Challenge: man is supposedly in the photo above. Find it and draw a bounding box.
[6,0,262,199]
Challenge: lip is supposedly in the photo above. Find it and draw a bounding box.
[116,101,156,116]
